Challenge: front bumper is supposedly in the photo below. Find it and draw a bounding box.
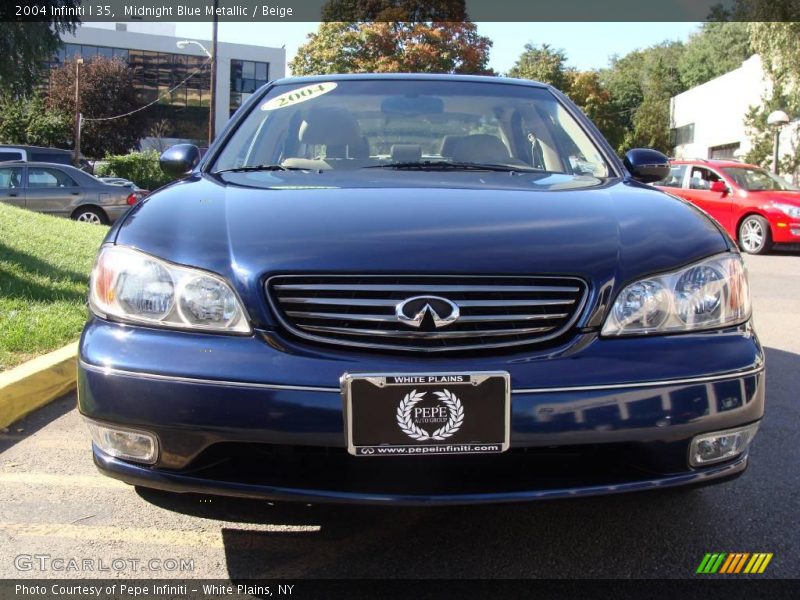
[78,317,765,505]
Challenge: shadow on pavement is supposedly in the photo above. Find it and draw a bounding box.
[0,391,76,454]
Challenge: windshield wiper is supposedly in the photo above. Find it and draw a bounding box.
[212,164,309,174]
[363,160,542,173]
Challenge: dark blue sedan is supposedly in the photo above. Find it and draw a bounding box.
[78,74,763,505]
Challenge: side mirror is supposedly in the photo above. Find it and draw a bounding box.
[159,144,201,178]
[623,148,670,184]
[710,180,728,194]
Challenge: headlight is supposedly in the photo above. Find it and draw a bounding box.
[90,246,251,333]
[602,253,750,336]
[772,202,800,218]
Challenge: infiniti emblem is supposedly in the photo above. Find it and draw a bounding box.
[395,296,460,329]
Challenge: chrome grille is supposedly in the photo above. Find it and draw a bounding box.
[266,275,588,352]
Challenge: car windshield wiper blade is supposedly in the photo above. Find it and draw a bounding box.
[212,164,309,174]
[363,160,541,173]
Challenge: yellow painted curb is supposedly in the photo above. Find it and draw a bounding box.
[0,342,78,429]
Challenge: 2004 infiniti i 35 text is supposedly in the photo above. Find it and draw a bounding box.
[79,74,764,505]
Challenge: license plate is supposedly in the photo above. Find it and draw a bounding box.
[342,372,510,457]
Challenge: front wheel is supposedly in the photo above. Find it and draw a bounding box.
[738,215,772,255]
[72,206,108,225]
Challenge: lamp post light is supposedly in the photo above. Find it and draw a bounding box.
[177,35,216,147]
[767,109,790,175]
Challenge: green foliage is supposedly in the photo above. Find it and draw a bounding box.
[678,22,752,89]
[744,17,800,178]
[565,71,624,147]
[507,44,572,91]
[0,3,80,96]
[0,202,107,371]
[96,151,174,191]
[290,21,492,76]
[601,42,687,154]
[0,93,71,148]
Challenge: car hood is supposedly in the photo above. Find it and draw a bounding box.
[114,172,729,328]
[757,190,800,205]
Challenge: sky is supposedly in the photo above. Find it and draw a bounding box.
[174,21,702,75]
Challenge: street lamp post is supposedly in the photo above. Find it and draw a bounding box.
[210,0,219,147]
[767,110,790,175]
[176,37,216,147]
[72,57,84,166]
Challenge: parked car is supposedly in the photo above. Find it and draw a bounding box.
[79,74,762,506]
[0,145,92,172]
[98,176,150,202]
[0,162,137,224]
[654,158,800,254]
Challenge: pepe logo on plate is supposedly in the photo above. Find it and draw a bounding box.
[396,389,465,441]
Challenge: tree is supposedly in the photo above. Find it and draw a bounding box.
[0,2,81,96]
[47,57,144,158]
[745,22,800,178]
[0,93,71,148]
[678,22,752,89]
[320,0,467,21]
[290,21,492,75]
[601,42,687,154]
[507,44,572,91]
[565,71,623,146]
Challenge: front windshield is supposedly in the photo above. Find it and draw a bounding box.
[212,79,610,177]
[722,167,800,191]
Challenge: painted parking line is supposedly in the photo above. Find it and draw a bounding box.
[0,521,321,549]
[0,473,127,489]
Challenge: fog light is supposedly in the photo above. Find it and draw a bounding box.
[790,225,800,237]
[690,423,759,467]
[86,420,158,464]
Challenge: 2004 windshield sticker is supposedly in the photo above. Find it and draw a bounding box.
[261,82,338,111]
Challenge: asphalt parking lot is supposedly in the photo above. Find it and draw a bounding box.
[1,252,798,580]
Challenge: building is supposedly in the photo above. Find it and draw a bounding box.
[670,55,798,172]
[52,23,285,146]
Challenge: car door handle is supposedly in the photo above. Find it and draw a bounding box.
[8,192,18,197]
[71,191,80,196]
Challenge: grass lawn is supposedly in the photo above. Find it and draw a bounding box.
[0,203,108,371]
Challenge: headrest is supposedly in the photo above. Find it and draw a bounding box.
[440,135,468,157]
[390,144,422,163]
[449,134,512,164]
[299,107,361,146]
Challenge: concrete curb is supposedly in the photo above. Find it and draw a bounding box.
[0,342,78,429]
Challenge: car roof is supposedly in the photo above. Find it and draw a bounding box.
[7,161,81,170]
[671,158,760,169]
[271,72,550,89]
[0,145,72,153]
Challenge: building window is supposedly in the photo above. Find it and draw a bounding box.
[670,123,695,147]
[229,59,270,114]
[708,143,740,160]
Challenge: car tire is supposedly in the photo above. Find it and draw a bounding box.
[72,206,108,226]
[738,215,772,255]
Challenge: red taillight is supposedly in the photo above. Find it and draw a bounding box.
[126,192,137,206]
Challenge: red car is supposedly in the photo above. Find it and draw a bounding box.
[655,159,800,254]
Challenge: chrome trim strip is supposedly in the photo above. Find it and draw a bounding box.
[78,360,338,393]
[511,366,764,394]
[278,297,576,308]
[275,283,581,293]
[286,311,569,323]
[297,324,555,338]
[79,360,763,395]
